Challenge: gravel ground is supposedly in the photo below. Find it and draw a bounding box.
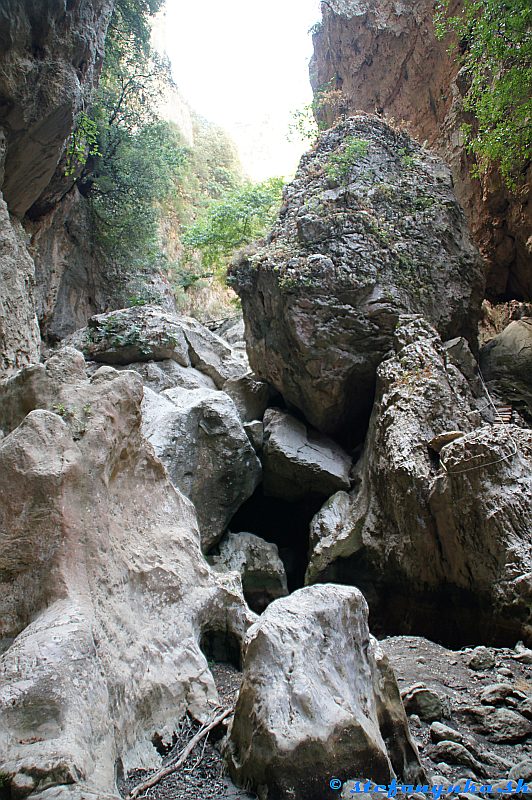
[119,663,256,800]
[383,636,532,781]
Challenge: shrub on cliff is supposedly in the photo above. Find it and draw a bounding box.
[435,0,532,186]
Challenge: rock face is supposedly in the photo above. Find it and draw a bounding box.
[309,0,532,300]
[141,385,262,551]
[0,195,40,375]
[226,584,424,800]
[0,0,112,217]
[231,115,484,441]
[480,318,532,423]
[0,348,254,798]
[305,316,532,646]
[210,532,288,613]
[25,188,178,342]
[0,0,117,375]
[262,408,351,500]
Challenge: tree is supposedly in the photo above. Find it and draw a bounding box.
[88,120,190,266]
[435,0,532,186]
[182,178,285,276]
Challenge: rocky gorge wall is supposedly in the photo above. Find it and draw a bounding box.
[309,0,532,301]
[0,2,531,799]
[0,0,115,372]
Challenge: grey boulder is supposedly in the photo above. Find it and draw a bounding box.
[69,305,248,387]
[230,115,484,440]
[480,317,532,423]
[0,349,253,799]
[262,408,351,500]
[305,316,532,645]
[226,584,424,800]
[141,385,262,551]
[223,372,271,423]
[402,684,444,722]
[210,532,288,613]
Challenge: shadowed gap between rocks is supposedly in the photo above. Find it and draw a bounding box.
[314,551,526,649]
[200,627,243,671]
[227,486,325,594]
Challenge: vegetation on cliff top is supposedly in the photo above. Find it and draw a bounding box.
[435,0,532,186]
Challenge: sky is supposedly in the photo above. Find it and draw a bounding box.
[153,0,323,180]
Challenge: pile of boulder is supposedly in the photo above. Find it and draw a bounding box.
[0,115,530,800]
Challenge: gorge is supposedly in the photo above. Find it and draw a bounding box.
[0,1,531,799]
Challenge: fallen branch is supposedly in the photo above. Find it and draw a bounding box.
[126,705,234,800]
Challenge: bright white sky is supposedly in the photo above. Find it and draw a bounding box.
[154,0,323,180]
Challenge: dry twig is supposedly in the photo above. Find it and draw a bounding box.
[125,706,234,800]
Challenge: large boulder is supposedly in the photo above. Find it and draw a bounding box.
[480,317,532,423]
[305,316,532,646]
[141,385,262,551]
[115,358,217,393]
[262,408,351,500]
[226,584,424,800]
[230,115,484,441]
[210,532,288,613]
[223,373,272,423]
[0,349,254,799]
[70,305,248,386]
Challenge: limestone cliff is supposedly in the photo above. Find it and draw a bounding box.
[310,0,532,300]
[0,0,114,372]
[0,0,113,217]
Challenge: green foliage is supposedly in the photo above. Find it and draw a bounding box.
[288,104,320,144]
[435,0,532,186]
[182,177,284,276]
[65,112,100,176]
[64,0,261,320]
[398,148,416,168]
[107,0,166,59]
[187,117,242,201]
[76,0,243,280]
[326,137,369,182]
[88,119,189,265]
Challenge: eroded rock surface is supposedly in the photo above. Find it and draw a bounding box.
[0,0,112,217]
[141,385,262,551]
[0,194,41,375]
[226,584,424,800]
[306,317,532,646]
[0,348,254,799]
[231,116,484,441]
[480,318,532,423]
[70,306,248,386]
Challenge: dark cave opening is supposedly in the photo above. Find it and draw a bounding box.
[316,551,526,649]
[200,627,242,671]
[228,486,325,594]
[0,785,10,800]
